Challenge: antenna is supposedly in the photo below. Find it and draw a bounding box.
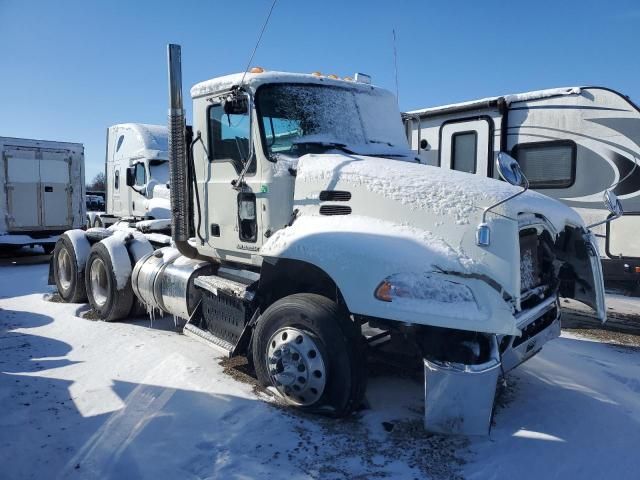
[392,29,399,104]
[239,0,278,87]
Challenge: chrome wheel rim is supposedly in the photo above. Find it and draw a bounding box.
[266,327,327,406]
[57,248,72,292]
[90,258,109,308]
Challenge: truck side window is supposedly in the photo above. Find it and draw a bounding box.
[208,104,255,174]
[511,141,576,189]
[451,131,477,174]
[134,163,146,186]
[114,170,119,190]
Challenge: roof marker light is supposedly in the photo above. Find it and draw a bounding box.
[250,67,265,74]
[343,76,353,81]
[311,71,323,77]
[354,73,371,84]
[327,74,338,79]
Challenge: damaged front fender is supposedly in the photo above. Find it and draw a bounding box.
[555,227,606,322]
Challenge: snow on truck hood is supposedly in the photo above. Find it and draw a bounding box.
[294,154,584,231]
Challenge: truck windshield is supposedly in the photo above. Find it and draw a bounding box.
[256,83,410,159]
[149,160,169,183]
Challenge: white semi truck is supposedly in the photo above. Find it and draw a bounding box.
[1,136,85,253]
[85,123,170,229]
[49,45,621,434]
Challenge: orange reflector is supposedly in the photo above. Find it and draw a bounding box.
[311,71,322,76]
[327,74,338,79]
[635,266,640,273]
[374,281,393,302]
[250,66,265,74]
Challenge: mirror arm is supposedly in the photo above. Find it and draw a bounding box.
[586,212,621,230]
[481,175,530,224]
[231,89,255,190]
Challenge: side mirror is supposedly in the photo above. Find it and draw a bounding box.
[496,152,527,187]
[477,153,530,247]
[125,166,135,187]
[604,190,623,217]
[223,93,249,116]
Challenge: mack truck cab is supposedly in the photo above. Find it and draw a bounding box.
[50,45,620,434]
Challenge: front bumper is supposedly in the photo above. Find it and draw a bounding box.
[500,295,561,373]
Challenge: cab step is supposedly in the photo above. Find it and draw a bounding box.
[185,272,258,357]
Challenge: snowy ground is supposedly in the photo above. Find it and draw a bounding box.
[1,254,640,479]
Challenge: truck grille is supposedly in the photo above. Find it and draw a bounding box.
[520,228,541,292]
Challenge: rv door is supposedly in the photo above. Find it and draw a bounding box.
[556,227,606,321]
[439,118,492,176]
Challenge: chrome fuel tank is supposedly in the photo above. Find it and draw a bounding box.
[132,247,215,319]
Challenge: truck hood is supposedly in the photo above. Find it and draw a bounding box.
[261,153,603,335]
[293,153,584,232]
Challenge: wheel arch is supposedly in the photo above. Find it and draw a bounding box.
[256,257,349,314]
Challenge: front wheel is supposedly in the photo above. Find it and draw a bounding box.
[252,293,366,417]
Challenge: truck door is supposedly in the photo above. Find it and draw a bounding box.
[439,118,492,176]
[3,149,40,230]
[130,161,148,217]
[204,101,262,261]
[39,151,72,228]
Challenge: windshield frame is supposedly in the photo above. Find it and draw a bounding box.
[255,82,383,163]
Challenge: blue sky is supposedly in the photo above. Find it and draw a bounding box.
[1,0,638,182]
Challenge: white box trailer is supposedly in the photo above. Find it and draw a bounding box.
[404,86,640,290]
[0,136,85,253]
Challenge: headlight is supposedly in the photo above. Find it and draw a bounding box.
[374,273,477,305]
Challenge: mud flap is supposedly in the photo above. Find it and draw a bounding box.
[48,255,55,285]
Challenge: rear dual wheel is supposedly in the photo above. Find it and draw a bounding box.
[53,234,87,303]
[85,242,134,322]
[252,293,366,417]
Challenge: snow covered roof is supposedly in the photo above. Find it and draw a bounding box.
[190,71,380,99]
[406,86,583,117]
[110,123,168,161]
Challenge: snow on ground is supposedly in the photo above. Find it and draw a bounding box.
[1,259,640,479]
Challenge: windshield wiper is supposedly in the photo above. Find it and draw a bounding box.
[292,141,356,155]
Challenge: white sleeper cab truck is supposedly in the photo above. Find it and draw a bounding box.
[86,124,170,230]
[404,86,640,291]
[1,136,85,253]
[51,45,621,435]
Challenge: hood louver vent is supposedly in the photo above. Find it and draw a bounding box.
[319,190,351,202]
[319,205,352,216]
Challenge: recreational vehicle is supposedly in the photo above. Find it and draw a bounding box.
[0,136,85,252]
[405,87,640,290]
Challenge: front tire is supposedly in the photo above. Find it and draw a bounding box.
[85,242,134,321]
[252,293,366,417]
[52,234,87,303]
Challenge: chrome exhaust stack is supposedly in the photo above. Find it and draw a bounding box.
[167,44,202,259]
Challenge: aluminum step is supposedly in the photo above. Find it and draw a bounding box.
[183,323,234,356]
[194,274,255,302]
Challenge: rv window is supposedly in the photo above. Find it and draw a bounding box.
[134,163,146,186]
[512,141,576,189]
[451,131,477,174]
[207,103,255,174]
[114,170,119,190]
